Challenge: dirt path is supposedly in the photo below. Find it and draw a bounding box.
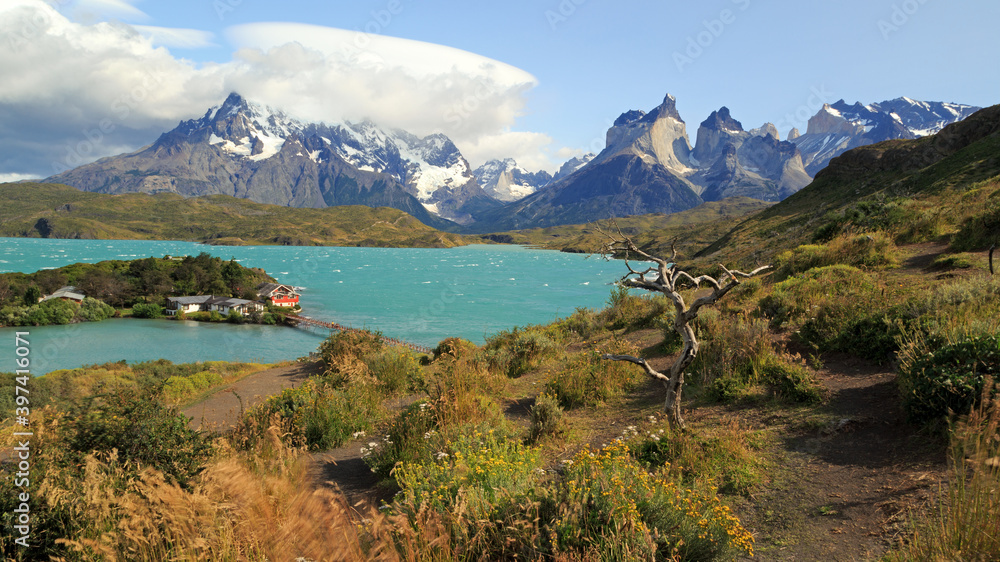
[182,359,324,431]
[727,353,946,561]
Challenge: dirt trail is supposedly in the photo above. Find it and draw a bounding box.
[727,354,946,561]
[182,359,323,431]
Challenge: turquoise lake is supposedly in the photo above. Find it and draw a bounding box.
[0,238,629,374]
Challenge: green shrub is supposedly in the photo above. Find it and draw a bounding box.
[761,359,823,404]
[393,429,542,520]
[302,384,384,451]
[774,233,898,281]
[899,335,1000,423]
[236,378,385,451]
[362,400,438,479]
[557,307,603,339]
[528,392,564,442]
[364,346,424,393]
[188,370,223,390]
[76,297,114,322]
[11,299,79,325]
[131,303,164,319]
[226,309,244,324]
[319,330,384,385]
[483,326,559,377]
[952,199,1000,251]
[551,442,754,560]
[628,422,767,496]
[834,313,903,364]
[546,340,644,409]
[63,386,213,486]
[600,286,670,330]
[163,375,196,403]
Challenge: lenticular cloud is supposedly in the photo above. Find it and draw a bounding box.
[0,2,552,178]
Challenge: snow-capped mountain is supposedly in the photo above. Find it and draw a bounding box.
[551,153,596,182]
[790,98,980,175]
[473,158,553,202]
[46,93,501,225]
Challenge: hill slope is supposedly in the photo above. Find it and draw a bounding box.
[0,183,468,248]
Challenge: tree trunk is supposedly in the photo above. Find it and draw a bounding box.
[663,322,698,429]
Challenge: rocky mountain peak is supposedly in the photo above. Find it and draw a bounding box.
[552,153,596,182]
[787,127,801,141]
[472,158,553,203]
[614,110,647,127]
[643,93,683,123]
[700,107,744,132]
[749,123,780,140]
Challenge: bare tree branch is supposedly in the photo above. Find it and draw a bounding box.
[597,227,771,428]
[601,354,671,382]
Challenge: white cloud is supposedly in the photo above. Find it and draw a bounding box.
[0,1,224,175]
[0,6,562,178]
[457,132,558,173]
[132,25,216,49]
[64,0,149,23]
[0,173,41,183]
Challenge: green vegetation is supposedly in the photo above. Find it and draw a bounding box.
[0,182,468,248]
[480,197,772,256]
[0,253,273,326]
[2,108,999,559]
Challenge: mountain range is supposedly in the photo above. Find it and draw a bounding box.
[43,92,979,233]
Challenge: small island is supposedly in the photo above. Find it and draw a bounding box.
[0,253,296,327]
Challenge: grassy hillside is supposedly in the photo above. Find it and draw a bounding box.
[0,183,468,248]
[697,104,1000,267]
[479,197,772,256]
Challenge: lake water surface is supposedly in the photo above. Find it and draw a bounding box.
[0,238,627,374]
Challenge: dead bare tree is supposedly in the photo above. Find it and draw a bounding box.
[598,223,771,429]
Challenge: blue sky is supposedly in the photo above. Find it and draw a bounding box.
[1,0,997,179]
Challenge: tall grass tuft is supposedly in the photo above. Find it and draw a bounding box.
[887,384,1000,560]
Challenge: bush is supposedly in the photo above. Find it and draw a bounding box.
[236,378,385,451]
[952,199,1000,251]
[319,330,384,385]
[557,307,603,339]
[600,286,670,330]
[773,233,899,280]
[393,429,542,520]
[483,326,560,377]
[432,337,477,361]
[546,339,643,409]
[226,309,244,324]
[898,335,1000,423]
[63,386,213,486]
[760,359,823,404]
[163,375,197,403]
[131,303,164,319]
[364,347,424,393]
[362,401,438,479]
[76,297,114,322]
[628,421,767,496]
[551,442,754,560]
[528,392,564,442]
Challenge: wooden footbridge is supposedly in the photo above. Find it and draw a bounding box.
[284,314,433,355]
